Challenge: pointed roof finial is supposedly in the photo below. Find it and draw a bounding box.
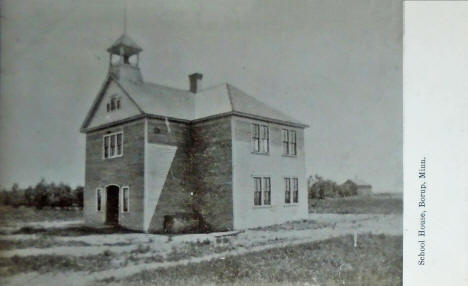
[107,0,142,56]
[123,0,127,35]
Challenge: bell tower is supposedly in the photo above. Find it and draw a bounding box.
[107,1,143,83]
[107,34,143,83]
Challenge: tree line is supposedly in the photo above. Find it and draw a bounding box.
[0,175,359,210]
[308,175,358,199]
[0,179,83,209]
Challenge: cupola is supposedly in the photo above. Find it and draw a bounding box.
[107,33,143,83]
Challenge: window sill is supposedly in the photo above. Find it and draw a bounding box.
[251,152,270,156]
[252,205,272,209]
[103,155,123,160]
[283,203,299,207]
[282,154,297,158]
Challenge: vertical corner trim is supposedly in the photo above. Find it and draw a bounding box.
[143,117,149,232]
[230,116,236,229]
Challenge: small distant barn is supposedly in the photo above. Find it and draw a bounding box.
[347,179,372,196]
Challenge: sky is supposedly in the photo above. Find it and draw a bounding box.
[0,0,402,192]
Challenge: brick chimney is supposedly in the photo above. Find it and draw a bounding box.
[189,73,203,93]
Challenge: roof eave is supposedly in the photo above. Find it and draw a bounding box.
[80,114,147,133]
[106,45,142,55]
[79,74,113,131]
[231,111,309,128]
[191,111,309,128]
[80,113,192,134]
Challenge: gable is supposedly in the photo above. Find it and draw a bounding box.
[86,80,142,130]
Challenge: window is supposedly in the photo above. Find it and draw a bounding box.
[254,177,262,206]
[282,129,297,156]
[104,136,109,158]
[282,130,289,154]
[292,178,299,203]
[289,131,296,155]
[285,177,299,204]
[261,125,269,153]
[110,135,115,156]
[116,133,122,156]
[103,131,123,159]
[263,177,271,205]
[122,186,129,212]
[254,176,271,206]
[252,123,269,153]
[96,188,102,211]
[252,124,260,153]
[107,96,121,112]
[284,178,291,203]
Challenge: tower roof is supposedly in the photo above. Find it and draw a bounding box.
[107,33,142,56]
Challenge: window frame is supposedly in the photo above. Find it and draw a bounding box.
[284,177,291,204]
[282,129,298,156]
[252,124,260,153]
[289,130,297,156]
[253,175,271,207]
[251,123,270,154]
[103,131,124,159]
[284,177,299,205]
[253,177,262,206]
[282,129,289,155]
[263,177,271,205]
[260,125,269,153]
[121,186,130,213]
[96,188,103,212]
[107,95,121,112]
[292,178,299,203]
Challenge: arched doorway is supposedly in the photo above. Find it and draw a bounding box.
[106,185,119,225]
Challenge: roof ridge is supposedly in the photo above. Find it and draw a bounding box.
[225,83,235,111]
[125,79,191,93]
[197,82,229,92]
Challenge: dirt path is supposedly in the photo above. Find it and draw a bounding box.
[1,214,402,286]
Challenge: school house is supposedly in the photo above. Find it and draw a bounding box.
[80,33,309,232]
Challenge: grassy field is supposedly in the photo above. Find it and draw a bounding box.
[104,234,402,286]
[0,205,82,226]
[309,193,402,215]
[0,193,402,225]
[0,196,402,286]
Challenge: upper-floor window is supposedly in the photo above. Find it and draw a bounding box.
[106,96,121,112]
[254,176,271,206]
[284,177,299,204]
[282,129,297,156]
[252,124,269,154]
[103,131,123,159]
